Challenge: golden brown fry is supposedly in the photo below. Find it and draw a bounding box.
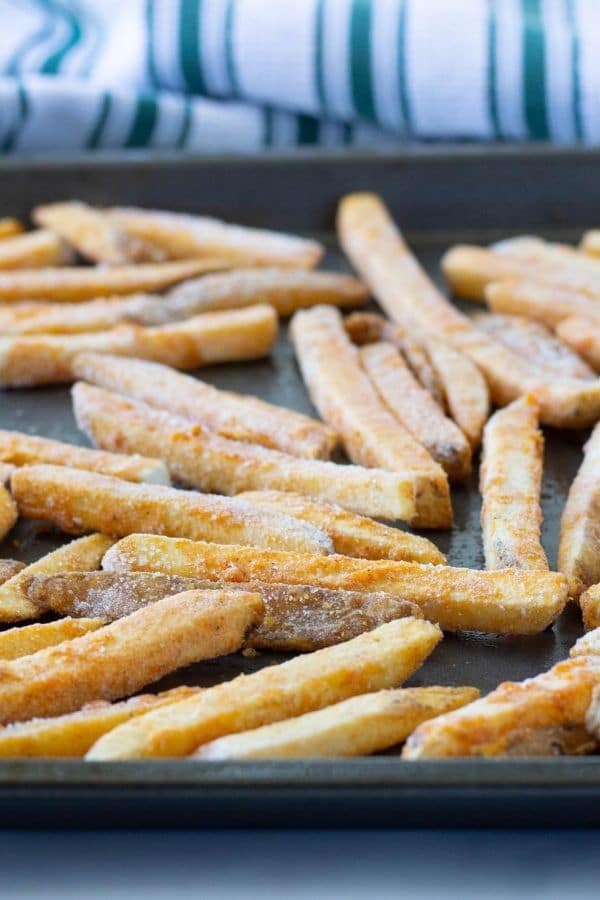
[571,626,600,658]
[360,342,471,481]
[581,230,600,257]
[0,305,277,387]
[0,218,23,240]
[194,685,480,759]
[12,465,334,555]
[102,534,568,635]
[587,684,600,742]
[403,656,600,758]
[473,312,595,380]
[108,207,323,268]
[27,571,422,652]
[480,395,548,571]
[0,230,73,270]
[558,422,600,601]
[0,462,15,484]
[0,617,103,660]
[72,353,336,460]
[344,311,445,405]
[0,428,169,484]
[87,617,441,759]
[556,317,600,371]
[72,383,416,521]
[581,585,600,632]
[33,201,165,264]
[0,484,17,541]
[0,589,262,724]
[0,534,113,623]
[485,279,600,329]
[0,258,223,303]
[0,686,198,758]
[236,489,444,563]
[166,267,368,317]
[0,559,24,585]
[290,305,452,528]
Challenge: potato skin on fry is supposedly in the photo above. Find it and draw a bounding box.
[0,559,25,586]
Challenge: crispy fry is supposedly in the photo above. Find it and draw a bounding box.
[0,428,169,484]
[473,312,595,380]
[0,484,17,541]
[480,395,547,571]
[587,684,600,741]
[581,230,600,258]
[0,218,23,240]
[33,201,166,264]
[556,317,600,371]
[0,258,223,303]
[194,685,480,759]
[73,383,417,521]
[423,336,490,449]
[360,342,471,481]
[12,465,334,554]
[0,305,278,387]
[581,585,600,632]
[558,422,600,600]
[236,489,444,563]
[485,279,600,329]
[0,617,103,660]
[0,686,198,758]
[0,230,73,270]
[0,589,263,724]
[86,616,441,759]
[0,559,24,585]
[102,535,568,635]
[571,626,600,658]
[0,533,113,623]
[290,305,451,528]
[108,207,323,268]
[403,655,600,758]
[344,311,445,405]
[72,353,336,460]
[27,571,422,652]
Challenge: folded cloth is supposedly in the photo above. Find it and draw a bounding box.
[0,0,595,153]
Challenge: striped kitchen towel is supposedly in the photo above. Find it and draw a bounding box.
[0,0,597,154]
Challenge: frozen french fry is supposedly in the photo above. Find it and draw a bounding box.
[72,382,417,521]
[558,422,600,600]
[0,483,17,541]
[11,464,334,555]
[108,206,323,268]
[587,684,600,742]
[0,230,73,270]
[290,305,452,528]
[72,353,337,460]
[0,589,263,724]
[480,395,548,571]
[0,428,168,484]
[102,534,568,636]
[485,279,600,329]
[0,559,24,585]
[571,626,600,658]
[556,317,600,371]
[0,305,277,387]
[581,585,600,632]
[0,218,23,240]
[194,685,480,759]
[0,617,103,660]
[581,230,600,258]
[86,617,441,759]
[0,462,15,484]
[0,533,113,623]
[0,294,167,335]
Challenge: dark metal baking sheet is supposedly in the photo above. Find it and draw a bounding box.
[0,147,599,828]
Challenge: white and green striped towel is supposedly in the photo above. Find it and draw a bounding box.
[0,0,596,154]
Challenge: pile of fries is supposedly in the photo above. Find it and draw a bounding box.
[0,197,599,760]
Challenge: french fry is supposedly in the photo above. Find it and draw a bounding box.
[102,534,568,635]
[344,311,445,406]
[72,353,336,460]
[571,626,600,658]
[290,305,452,528]
[0,462,16,484]
[194,685,480,760]
[11,465,334,555]
[0,258,223,303]
[0,305,278,387]
[0,294,168,335]
[86,616,441,759]
[0,533,113,623]
[0,483,17,541]
[558,422,600,600]
[33,201,166,264]
[0,617,103,660]
[0,230,73,270]
[581,585,600,632]
[236,489,444,563]
[402,655,600,758]
[485,279,600,329]
[0,686,198,758]
[0,218,23,240]
[72,383,417,521]
[360,342,471,481]
[0,429,169,484]
[108,206,324,268]
[480,395,548,571]
[0,559,24,585]
[556,317,600,371]
[587,685,600,742]
[0,589,263,724]
[491,235,580,265]
[26,571,423,653]
[581,230,600,258]
[473,312,595,380]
